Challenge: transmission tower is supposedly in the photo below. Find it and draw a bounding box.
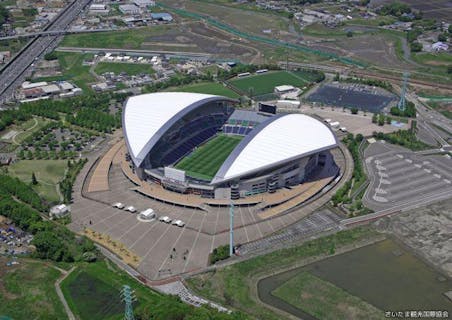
[397,72,409,112]
[120,285,136,320]
[229,201,234,256]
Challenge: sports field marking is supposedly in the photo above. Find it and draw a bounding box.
[175,134,243,180]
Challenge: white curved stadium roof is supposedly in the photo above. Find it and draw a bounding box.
[212,114,337,184]
[123,92,225,166]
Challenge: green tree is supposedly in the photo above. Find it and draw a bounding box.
[346,31,353,37]
[372,114,378,123]
[438,33,448,42]
[31,172,38,185]
[410,41,422,52]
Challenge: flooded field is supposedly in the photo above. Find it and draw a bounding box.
[258,239,452,319]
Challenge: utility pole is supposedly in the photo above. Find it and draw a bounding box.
[229,201,234,256]
[120,285,136,320]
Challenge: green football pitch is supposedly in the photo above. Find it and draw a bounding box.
[228,70,308,96]
[175,134,243,181]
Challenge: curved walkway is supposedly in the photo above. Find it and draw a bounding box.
[87,140,124,192]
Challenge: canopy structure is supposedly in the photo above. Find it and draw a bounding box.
[123,92,235,167]
[211,113,338,184]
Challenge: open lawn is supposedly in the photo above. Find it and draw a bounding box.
[0,257,66,320]
[185,227,378,320]
[272,271,383,320]
[166,82,240,99]
[94,62,155,76]
[413,52,452,66]
[229,71,308,96]
[175,134,242,180]
[60,25,171,49]
[8,160,67,203]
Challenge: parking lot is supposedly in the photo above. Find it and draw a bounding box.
[363,142,452,211]
[70,163,340,280]
[299,104,409,137]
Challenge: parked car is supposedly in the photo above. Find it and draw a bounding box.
[171,219,185,227]
[159,216,172,223]
[125,206,137,213]
[112,202,125,209]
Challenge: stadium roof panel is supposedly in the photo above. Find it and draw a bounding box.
[212,114,338,184]
[123,92,235,166]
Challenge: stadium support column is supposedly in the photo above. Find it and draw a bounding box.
[229,201,234,256]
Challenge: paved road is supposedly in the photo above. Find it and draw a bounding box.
[0,0,92,107]
[0,28,116,41]
[237,209,343,256]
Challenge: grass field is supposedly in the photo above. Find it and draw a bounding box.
[63,268,123,320]
[166,82,240,99]
[8,160,67,203]
[34,52,96,91]
[60,260,235,320]
[94,62,155,76]
[186,227,378,320]
[413,52,452,66]
[229,71,308,96]
[175,134,242,180]
[272,271,383,320]
[60,25,171,49]
[0,257,66,320]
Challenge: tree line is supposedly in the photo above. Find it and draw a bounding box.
[60,159,87,203]
[0,174,96,262]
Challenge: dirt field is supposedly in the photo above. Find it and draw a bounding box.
[144,22,259,62]
[370,0,452,23]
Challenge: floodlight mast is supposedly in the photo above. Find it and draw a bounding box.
[229,200,234,257]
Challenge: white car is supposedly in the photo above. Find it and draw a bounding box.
[159,216,172,223]
[112,202,125,209]
[171,219,185,227]
[125,206,137,213]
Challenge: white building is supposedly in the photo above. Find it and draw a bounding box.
[274,85,297,95]
[50,204,70,218]
[133,0,155,8]
[432,42,449,52]
[119,4,140,15]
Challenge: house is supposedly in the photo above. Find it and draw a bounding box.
[432,42,449,52]
[133,0,155,8]
[50,204,70,218]
[119,4,140,15]
[150,13,173,22]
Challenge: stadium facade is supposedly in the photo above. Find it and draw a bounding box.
[123,92,338,200]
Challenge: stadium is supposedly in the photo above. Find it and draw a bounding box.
[123,92,339,200]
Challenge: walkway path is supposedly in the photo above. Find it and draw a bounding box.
[54,266,76,320]
[12,117,38,145]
